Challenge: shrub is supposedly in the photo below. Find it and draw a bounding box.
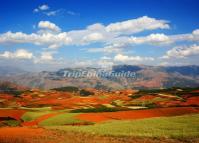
[52,86,79,92]
[3,120,21,127]
[79,89,94,96]
[70,106,121,113]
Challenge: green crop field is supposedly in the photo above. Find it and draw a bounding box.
[20,107,52,111]
[39,113,92,126]
[21,111,55,122]
[46,114,199,138]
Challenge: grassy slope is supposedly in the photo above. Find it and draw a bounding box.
[39,113,89,126]
[21,107,54,122]
[47,114,199,138]
[20,107,52,111]
[21,107,71,122]
[21,111,54,122]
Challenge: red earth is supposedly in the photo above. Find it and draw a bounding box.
[76,107,199,122]
[0,127,44,137]
[156,96,199,107]
[0,93,14,100]
[0,109,26,120]
[0,127,60,143]
[181,96,199,106]
[136,95,157,100]
[31,94,131,109]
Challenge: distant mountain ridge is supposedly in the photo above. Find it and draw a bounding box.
[163,65,199,77]
[0,66,26,76]
[0,65,199,90]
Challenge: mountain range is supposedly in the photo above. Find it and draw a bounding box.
[0,65,199,90]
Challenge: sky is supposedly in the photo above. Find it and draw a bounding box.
[0,0,199,71]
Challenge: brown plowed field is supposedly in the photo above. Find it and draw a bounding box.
[76,107,199,122]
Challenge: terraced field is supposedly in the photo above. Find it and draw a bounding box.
[0,87,199,142]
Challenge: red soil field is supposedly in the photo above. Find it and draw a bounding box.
[33,94,131,109]
[0,109,26,120]
[181,96,199,106]
[0,127,59,143]
[157,96,199,107]
[193,90,199,93]
[135,95,156,100]
[0,127,189,143]
[76,107,199,122]
[156,100,182,107]
[0,127,44,137]
[0,93,14,100]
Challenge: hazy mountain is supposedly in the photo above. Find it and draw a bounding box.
[0,65,198,90]
[0,66,26,76]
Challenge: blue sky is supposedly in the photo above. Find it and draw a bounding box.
[0,0,199,71]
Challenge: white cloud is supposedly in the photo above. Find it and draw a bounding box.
[33,9,39,13]
[170,29,199,42]
[31,51,58,64]
[67,23,114,45]
[146,33,171,44]
[0,49,59,64]
[97,60,114,68]
[40,51,54,61]
[162,44,199,59]
[106,28,199,52]
[193,29,199,35]
[85,33,172,54]
[67,11,79,16]
[33,4,61,17]
[129,33,172,45]
[100,56,111,60]
[82,33,104,42]
[34,4,49,12]
[0,49,33,59]
[87,43,125,53]
[45,10,59,16]
[0,31,72,49]
[114,54,154,62]
[38,21,61,32]
[39,4,49,10]
[0,18,198,51]
[71,58,114,68]
[106,16,170,35]
[87,23,105,31]
[66,16,171,45]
